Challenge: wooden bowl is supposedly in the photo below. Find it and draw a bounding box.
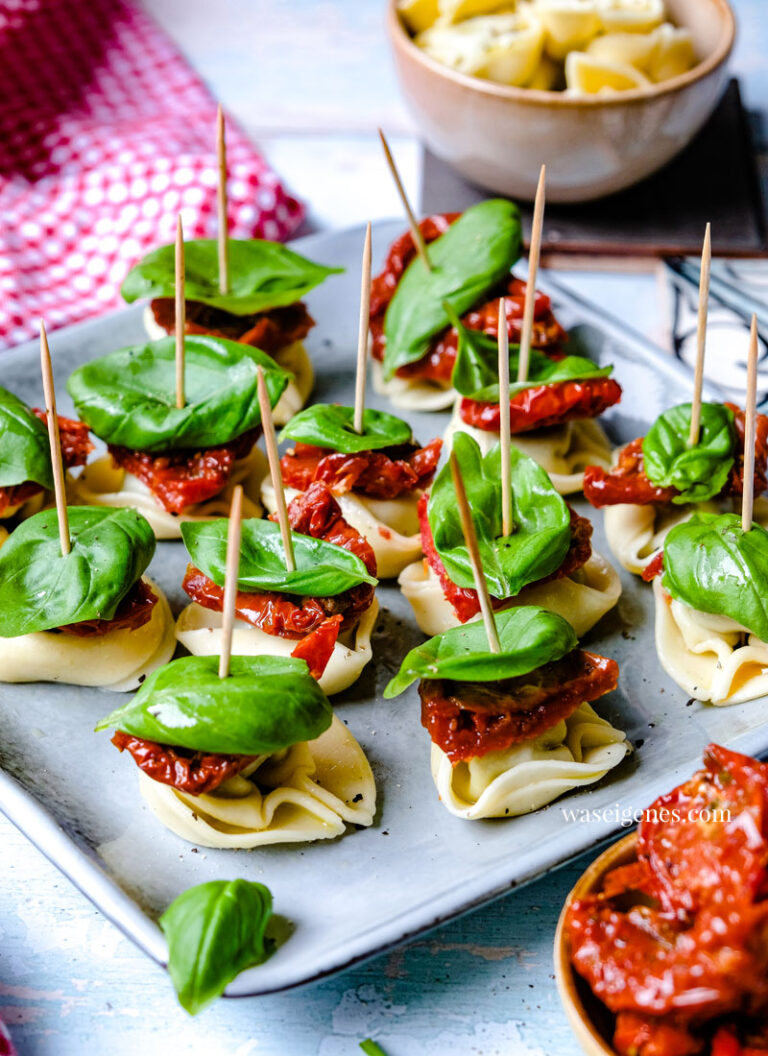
[554,832,638,1056]
[388,0,736,202]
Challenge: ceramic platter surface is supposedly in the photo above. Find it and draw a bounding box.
[1,221,765,996]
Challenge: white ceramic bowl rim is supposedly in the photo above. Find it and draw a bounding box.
[388,0,736,109]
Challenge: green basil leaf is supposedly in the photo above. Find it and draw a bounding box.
[160,879,275,1015]
[448,311,611,401]
[643,402,736,504]
[662,512,768,640]
[428,431,571,598]
[382,200,522,379]
[0,386,53,491]
[67,335,289,452]
[182,517,377,595]
[96,654,333,754]
[0,506,155,637]
[384,605,577,696]
[279,404,413,452]
[121,238,343,315]
[360,1042,389,1056]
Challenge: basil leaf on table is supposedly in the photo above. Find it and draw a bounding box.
[96,655,333,754]
[385,606,577,697]
[279,404,413,452]
[448,310,610,401]
[160,879,275,1015]
[662,512,768,640]
[359,1042,389,1056]
[67,335,289,453]
[428,432,571,598]
[643,402,735,504]
[182,517,378,596]
[382,199,522,379]
[0,506,155,637]
[0,386,52,490]
[121,238,343,315]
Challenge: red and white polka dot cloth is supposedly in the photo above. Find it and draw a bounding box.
[0,1016,15,1056]
[0,0,304,350]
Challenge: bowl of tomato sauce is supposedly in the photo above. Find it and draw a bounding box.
[555,745,768,1056]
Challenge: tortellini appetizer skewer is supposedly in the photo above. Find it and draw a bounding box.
[399,432,621,638]
[262,403,442,579]
[385,606,628,819]
[370,201,567,412]
[647,513,768,706]
[177,481,379,696]
[0,506,175,691]
[97,655,376,848]
[124,237,343,425]
[67,335,290,540]
[584,401,768,574]
[442,303,620,494]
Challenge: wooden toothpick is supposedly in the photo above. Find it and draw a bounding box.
[449,450,501,654]
[257,365,296,572]
[353,222,372,435]
[517,164,546,385]
[378,128,431,273]
[498,296,513,538]
[218,484,243,680]
[742,314,759,533]
[216,103,229,296]
[39,321,70,557]
[175,214,186,409]
[688,223,712,447]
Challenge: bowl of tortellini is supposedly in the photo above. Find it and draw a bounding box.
[388,0,735,201]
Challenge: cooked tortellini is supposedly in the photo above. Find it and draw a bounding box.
[403,0,696,92]
[143,307,313,427]
[604,496,768,576]
[262,479,424,579]
[0,578,176,692]
[72,446,268,541]
[175,599,379,696]
[399,549,621,638]
[653,579,768,706]
[372,358,456,413]
[416,11,545,87]
[139,715,377,848]
[444,402,613,495]
[432,702,629,819]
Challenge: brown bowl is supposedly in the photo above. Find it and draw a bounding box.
[388,0,736,202]
[554,832,638,1056]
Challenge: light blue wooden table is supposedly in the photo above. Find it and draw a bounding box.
[1,1,766,1053]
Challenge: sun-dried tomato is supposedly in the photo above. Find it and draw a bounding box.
[420,650,617,764]
[282,481,377,576]
[112,731,255,795]
[108,426,260,514]
[369,212,566,383]
[0,413,94,515]
[280,438,442,499]
[32,411,93,468]
[418,493,592,623]
[58,579,157,637]
[459,376,622,434]
[566,746,768,1053]
[290,614,343,679]
[149,298,314,354]
[642,551,665,582]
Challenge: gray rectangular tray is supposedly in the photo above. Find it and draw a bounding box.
[2,221,767,997]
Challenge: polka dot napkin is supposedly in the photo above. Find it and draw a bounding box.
[0,0,304,351]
